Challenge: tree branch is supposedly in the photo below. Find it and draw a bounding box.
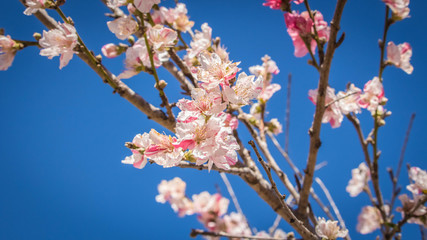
[298,0,348,219]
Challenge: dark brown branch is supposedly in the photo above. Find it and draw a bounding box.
[298,0,348,220]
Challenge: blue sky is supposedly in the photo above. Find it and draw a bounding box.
[1,0,426,239]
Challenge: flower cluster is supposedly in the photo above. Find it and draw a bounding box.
[156,178,289,239]
[152,3,194,32]
[39,22,78,69]
[308,77,388,128]
[122,21,268,171]
[285,11,330,57]
[315,217,348,240]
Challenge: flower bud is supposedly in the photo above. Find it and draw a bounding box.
[33,32,42,41]
[101,43,119,58]
[154,80,167,90]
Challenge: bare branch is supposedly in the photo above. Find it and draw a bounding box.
[285,73,292,153]
[298,0,348,219]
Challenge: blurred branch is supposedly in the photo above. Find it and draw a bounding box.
[190,229,286,240]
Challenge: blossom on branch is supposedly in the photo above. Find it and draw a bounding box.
[356,206,383,234]
[358,77,387,114]
[223,72,263,107]
[284,11,329,57]
[396,194,427,228]
[101,43,121,58]
[346,162,370,197]
[107,15,137,40]
[407,167,427,195]
[155,177,194,217]
[196,52,240,89]
[315,217,348,239]
[192,191,229,232]
[0,35,17,71]
[118,39,161,79]
[122,133,150,169]
[133,0,160,13]
[39,22,78,69]
[383,0,410,20]
[152,3,194,32]
[336,84,362,115]
[387,41,413,74]
[309,86,343,128]
[23,0,49,16]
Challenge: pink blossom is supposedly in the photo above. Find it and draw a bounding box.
[383,0,410,20]
[263,0,304,10]
[387,41,413,74]
[249,55,280,83]
[39,22,78,69]
[107,15,137,40]
[177,87,226,117]
[192,191,229,231]
[106,0,127,9]
[0,35,17,71]
[309,86,343,128]
[196,52,240,89]
[153,4,194,32]
[407,167,427,195]
[336,84,362,115]
[285,11,329,57]
[396,194,427,228]
[122,133,150,169]
[144,129,184,168]
[175,115,239,170]
[186,23,212,60]
[23,0,48,15]
[155,177,194,217]
[155,177,186,203]
[221,113,239,130]
[259,83,281,101]
[223,72,263,106]
[267,118,283,135]
[316,217,348,239]
[223,212,251,236]
[358,77,387,114]
[101,43,119,58]
[133,0,160,13]
[346,162,370,197]
[118,39,161,79]
[356,206,382,234]
[285,11,314,58]
[147,25,177,52]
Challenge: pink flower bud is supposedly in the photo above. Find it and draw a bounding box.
[101,43,119,58]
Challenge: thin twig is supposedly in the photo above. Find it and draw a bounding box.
[249,140,286,203]
[390,113,416,210]
[168,49,198,87]
[298,0,348,220]
[219,172,253,234]
[190,229,286,240]
[315,178,350,240]
[162,60,194,95]
[285,73,292,154]
[241,114,300,201]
